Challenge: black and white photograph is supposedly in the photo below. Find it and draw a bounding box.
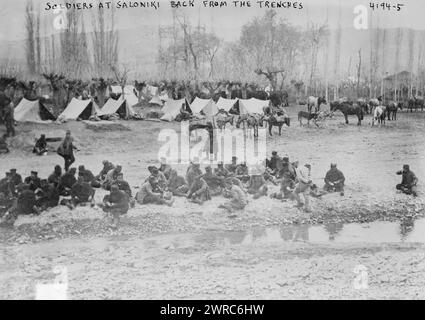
[0,0,424,302]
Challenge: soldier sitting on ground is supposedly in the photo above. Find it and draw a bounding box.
[202,166,225,196]
[246,173,268,199]
[187,175,211,205]
[136,176,173,206]
[58,167,77,196]
[24,171,42,192]
[35,179,60,211]
[65,176,95,210]
[33,134,48,156]
[396,164,418,197]
[167,169,189,197]
[219,182,248,214]
[324,163,346,196]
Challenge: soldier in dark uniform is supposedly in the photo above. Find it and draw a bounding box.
[0,134,9,154]
[24,171,42,192]
[33,134,48,155]
[58,167,77,196]
[324,163,346,196]
[69,176,95,209]
[35,180,60,211]
[396,164,418,197]
[48,165,62,188]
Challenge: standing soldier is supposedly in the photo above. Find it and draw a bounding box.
[57,130,78,171]
[293,163,313,213]
[1,85,16,137]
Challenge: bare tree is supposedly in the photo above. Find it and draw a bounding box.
[25,0,36,75]
[357,49,362,98]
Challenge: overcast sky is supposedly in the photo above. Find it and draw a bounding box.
[1,0,424,41]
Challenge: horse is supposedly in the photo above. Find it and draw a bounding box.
[262,114,290,136]
[307,96,327,113]
[408,97,424,112]
[369,99,379,113]
[330,101,364,125]
[357,98,369,114]
[215,111,234,130]
[298,111,319,127]
[236,113,262,137]
[372,106,386,126]
[386,101,402,121]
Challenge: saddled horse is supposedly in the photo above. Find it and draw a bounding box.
[368,97,382,114]
[215,111,235,130]
[357,98,369,114]
[372,106,386,126]
[262,113,290,136]
[307,96,327,113]
[330,101,364,125]
[236,113,262,137]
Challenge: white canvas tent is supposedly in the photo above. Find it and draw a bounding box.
[98,97,135,119]
[58,98,101,121]
[149,95,163,106]
[238,98,270,114]
[160,99,190,122]
[109,85,139,107]
[146,85,159,97]
[190,97,219,118]
[216,97,238,112]
[14,98,55,123]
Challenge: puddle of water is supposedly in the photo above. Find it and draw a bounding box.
[188,217,425,246]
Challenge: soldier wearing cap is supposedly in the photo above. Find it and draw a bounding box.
[202,166,225,196]
[396,165,418,197]
[324,163,345,196]
[267,151,283,174]
[9,169,22,192]
[57,130,78,171]
[24,171,42,192]
[214,162,231,178]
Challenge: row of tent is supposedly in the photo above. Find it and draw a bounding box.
[160,97,271,121]
[14,95,137,123]
[14,95,271,123]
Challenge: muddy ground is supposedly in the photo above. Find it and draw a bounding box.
[1,105,424,299]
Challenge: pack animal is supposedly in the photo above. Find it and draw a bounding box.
[330,101,364,126]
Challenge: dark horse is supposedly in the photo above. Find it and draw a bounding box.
[262,114,290,136]
[386,101,402,121]
[330,101,364,126]
[408,97,424,112]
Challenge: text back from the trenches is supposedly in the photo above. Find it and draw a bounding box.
[44,1,304,11]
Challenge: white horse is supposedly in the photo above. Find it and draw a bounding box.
[307,96,327,113]
[372,105,386,126]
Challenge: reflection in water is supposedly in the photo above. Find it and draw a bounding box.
[399,218,414,241]
[190,218,425,247]
[324,223,344,241]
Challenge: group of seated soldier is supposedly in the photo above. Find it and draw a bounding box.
[0,161,134,227]
[267,151,346,202]
[133,156,266,214]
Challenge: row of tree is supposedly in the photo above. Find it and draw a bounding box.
[25,0,119,79]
